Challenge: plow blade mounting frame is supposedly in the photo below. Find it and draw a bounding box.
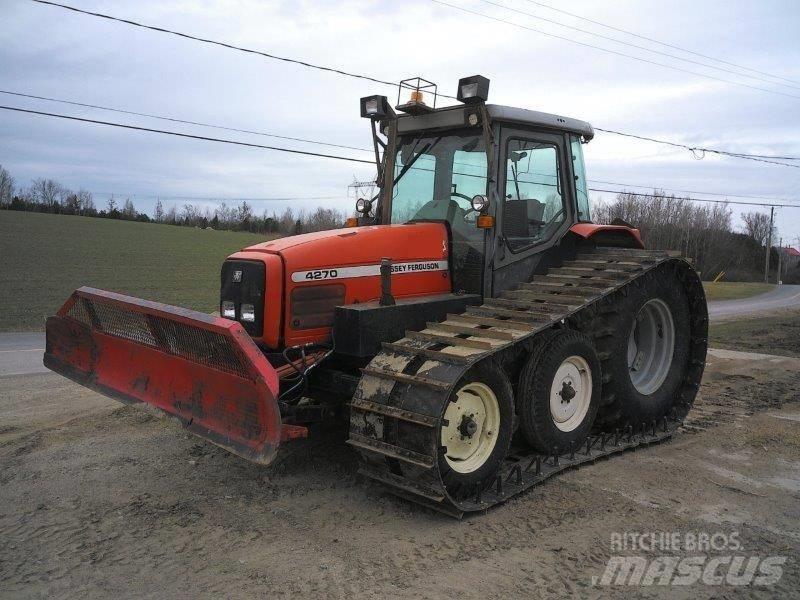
[44,287,282,464]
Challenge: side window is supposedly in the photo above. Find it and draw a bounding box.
[570,134,591,222]
[503,139,566,252]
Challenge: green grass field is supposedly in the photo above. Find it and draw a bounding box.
[709,308,800,358]
[702,281,775,301]
[0,211,275,331]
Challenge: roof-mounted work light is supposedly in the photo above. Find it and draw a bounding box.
[457,75,490,104]
[360,95,391,119]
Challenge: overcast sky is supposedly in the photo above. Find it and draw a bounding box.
[1,0,799,245]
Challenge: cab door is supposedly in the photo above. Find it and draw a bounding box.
[491,126,576,295]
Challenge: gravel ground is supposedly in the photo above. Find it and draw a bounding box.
[1,352,799,599]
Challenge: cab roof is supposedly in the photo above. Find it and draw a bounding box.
[486,104,593,141]
[396,103,594,141]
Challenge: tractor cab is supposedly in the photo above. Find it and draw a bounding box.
[359,76,596,297]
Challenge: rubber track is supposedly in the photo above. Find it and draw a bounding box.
[347,248,708,517]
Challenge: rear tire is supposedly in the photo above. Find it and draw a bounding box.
[518,330,601,453]
[438,361,514,497]
[592,272,691,427]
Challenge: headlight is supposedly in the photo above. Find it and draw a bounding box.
[222,301,235,319]
[471,194,490,212]
[240,303,255,322]
[356,197,372,214]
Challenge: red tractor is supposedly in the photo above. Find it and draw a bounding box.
[45,76,707,516]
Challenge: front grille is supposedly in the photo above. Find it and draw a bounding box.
[220,260,266,337]
[290,284,345,329]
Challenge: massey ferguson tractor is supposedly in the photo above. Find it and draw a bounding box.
[44,76,707,516]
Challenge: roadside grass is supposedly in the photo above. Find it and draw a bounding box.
[703,281,775,301]
[0,211,276,331]
[709,308,800,358]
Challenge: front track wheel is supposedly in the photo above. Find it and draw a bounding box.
[518,330,601,453]
[438,361,514,497]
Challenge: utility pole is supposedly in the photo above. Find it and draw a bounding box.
[764,206,774,283]
[776,237,783,284]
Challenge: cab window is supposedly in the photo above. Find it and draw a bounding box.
[571,134,591,222]
[503,139,566,252]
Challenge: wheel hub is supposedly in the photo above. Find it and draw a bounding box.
[560,381,576,403]
[441,382,501,474]
[458,414,478,438]
[627,298,675,395]
[549,355,592,432]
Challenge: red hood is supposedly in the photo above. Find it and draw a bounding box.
[242,224,450,265]
[230,223,452,348]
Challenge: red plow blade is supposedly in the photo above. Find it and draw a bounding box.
[44,287,283,464]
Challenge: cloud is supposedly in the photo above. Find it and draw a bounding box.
[0,0,798,238]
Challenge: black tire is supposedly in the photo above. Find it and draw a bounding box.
[438,360,514,497]
[518,330,602,453]
[592,272,691,427]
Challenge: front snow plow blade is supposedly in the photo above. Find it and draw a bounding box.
[44,287,282,465]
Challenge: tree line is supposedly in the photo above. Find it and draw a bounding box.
[0,164,345,235]
[2,164,794,282]
[594,190,793,282]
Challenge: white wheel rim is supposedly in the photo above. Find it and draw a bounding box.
[549,355,592,432]
[441,382,500,474]
[628,298,675,395]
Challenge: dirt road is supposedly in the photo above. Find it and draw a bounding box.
[708,284,800,320]
[2,348,799,598]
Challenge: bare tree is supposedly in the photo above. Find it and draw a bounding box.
[0,164,14,206]
[76,189,94,214]
[278,207,295,235]
[594,190,737,279]
[28,178,68,209]
[741,211,772,246]
[122,198,137,219]
[154,199,164,222]
[305,207,345,232]
[164,204,178,224]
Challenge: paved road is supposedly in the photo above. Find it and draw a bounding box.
[0,332,47,377]
[2,285,799,377]
[707,284,800,320]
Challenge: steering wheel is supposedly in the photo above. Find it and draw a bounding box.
[545,207,566,227]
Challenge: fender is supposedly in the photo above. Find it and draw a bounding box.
[569,223,645,249]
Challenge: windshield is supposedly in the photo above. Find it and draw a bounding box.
[389,129,488,295]
[390,130,488,224]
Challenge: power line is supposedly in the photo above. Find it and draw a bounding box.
[0,90,371,153]
[26,3,800,165]
[0,105,375,164]
[90,192,345,202]
[29,0,424,96]
[429,0,800,101]
[594,128,800,167]
[6,87,800,167]
[588,187,800,208]
[4,103,799,210]
[587,179,796,203]
[478,0,800,92]
[522,0,800,87]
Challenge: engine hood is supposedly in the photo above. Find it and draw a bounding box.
[231,223,453,348]
[242,223,449,263]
